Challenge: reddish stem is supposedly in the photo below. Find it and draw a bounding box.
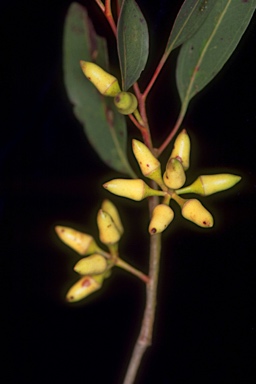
[105,0,117,35]
[142,54,168,100]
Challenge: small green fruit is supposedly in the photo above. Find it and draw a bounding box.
[114,92,138,115]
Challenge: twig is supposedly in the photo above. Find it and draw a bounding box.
[123,194,161,384]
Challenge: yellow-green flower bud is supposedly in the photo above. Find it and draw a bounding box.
[132,139,165,188]
[66,274,104,302]
[80,61,121,96]
[101,199,124,235]
[170,129,191,170]
[181,199,214,228]
[103,178,166,201]
[148,204,174,235]
[176,174,241,196]
[163,158,186,189]
[73,254,107,275]
[55,226,99,255]
[97,209,121,245]
[114,92,138,115]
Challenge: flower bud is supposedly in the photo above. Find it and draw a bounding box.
[103,178,166,201]
[181,199,214,228]
[55,226,99,255]
[132,139,165,188]
[73,254,107,275]
[170,129,191,170]
[101,199,124,234]
[97,209,121,245]
[66,274,104,302]
[114,92,138,115]
[163,158,186,189]
[176,174,241,196]
[148,204,174,235]
[80,61,121,96]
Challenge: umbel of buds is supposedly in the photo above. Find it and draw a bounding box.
[80,61,121,97]
[55,200,135,303]
[103,130,241,232]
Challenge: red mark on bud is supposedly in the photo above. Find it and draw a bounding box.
[82,278,91,287]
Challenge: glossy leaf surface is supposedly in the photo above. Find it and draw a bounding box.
[176,0,256,104]
[63,2,134,175]
[165,0,215,56]
[117,0,149,90]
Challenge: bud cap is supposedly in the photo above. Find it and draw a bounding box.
[163,158,186,189]
[170,129,191,170]
[55,226,98,255]
[182,199,214,228]
[103,178,165,201]
[97,209,121,245]
[80,61,121,96]
[73,254,107,275]
[101,199,124,234]
[66,275,104,302]
[148,204,174,234]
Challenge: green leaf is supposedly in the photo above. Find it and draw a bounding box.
[176,0,256,105]
[63,2,135,176]
[117,0,149,91]
[165,0,216,56]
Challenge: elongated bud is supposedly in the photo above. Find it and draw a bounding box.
[101,199,124,235]
[132,139,165,188]
[170,129,191,170]
[97,209,121,245]
[73,254,107,275]
[148,204,174,235]
[114,92,138,115]
[163,158,186,189]
[66,274,104,302]
[80,61,121,96]
[103,179,166,201]
[181,199,213,228]
[176,174,241,196]
[55,226,99,255]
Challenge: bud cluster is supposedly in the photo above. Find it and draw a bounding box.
[103,130,241,233]
[55,200,124,302]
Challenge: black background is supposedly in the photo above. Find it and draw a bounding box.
[1,1,256,383]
